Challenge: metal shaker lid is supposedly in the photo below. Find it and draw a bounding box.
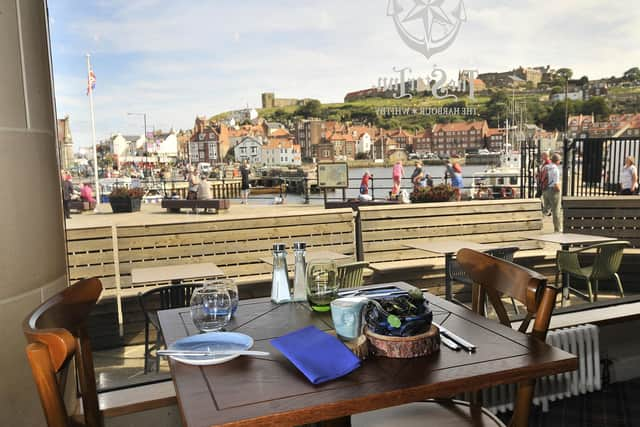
[293,242,306,250]
[273,243,287,251]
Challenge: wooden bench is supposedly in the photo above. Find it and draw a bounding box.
[66,208,357,347]
[68,199,96,212]
[358,199,547,294]
[160,198,230,213]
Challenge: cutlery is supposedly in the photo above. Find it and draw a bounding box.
[440,335,461,351]
[338,289,408,298]
[158,349,270,357]
[433,322,477,353]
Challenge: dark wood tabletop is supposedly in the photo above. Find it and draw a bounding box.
[158,282,577,427]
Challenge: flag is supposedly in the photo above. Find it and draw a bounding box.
[87,69,96,95]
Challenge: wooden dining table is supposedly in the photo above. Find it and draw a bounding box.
[158,282,577,427]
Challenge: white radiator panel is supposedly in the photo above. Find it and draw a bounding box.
[483,324,600,413]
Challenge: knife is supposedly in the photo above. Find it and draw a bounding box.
[433,322,477,353]
[158,349,270,357]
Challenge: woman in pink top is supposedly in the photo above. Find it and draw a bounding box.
[391,160,405,197]
[80,183,95,203]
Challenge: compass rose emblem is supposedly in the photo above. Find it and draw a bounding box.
[388,0,467,60]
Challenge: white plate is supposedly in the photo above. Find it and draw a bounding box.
[168,332,254,366]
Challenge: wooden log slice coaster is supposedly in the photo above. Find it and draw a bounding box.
[365,324,440,358]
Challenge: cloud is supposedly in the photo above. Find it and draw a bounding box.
[49,0,640,149]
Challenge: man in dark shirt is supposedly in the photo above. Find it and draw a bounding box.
[61,170,73,219]
[240,160,251,205]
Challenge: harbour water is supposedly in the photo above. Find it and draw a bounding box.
[277,165,491,205]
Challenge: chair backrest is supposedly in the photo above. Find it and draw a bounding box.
[23,278,103,427]
[450,246,520,286]
[337,262,369,289]
[456,249,556,427]
[591,241,630,279]
[138,284,198,323]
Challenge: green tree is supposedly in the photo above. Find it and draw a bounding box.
[482,90,509,127]
[582,96,610,120]
[294,99,322,118]
[578,76,589,86]
[623,67,640,81]
[556,68,573,81]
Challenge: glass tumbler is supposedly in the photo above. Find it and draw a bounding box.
[306,259,339,312]
[208,279,239,316]
[190,284,232,332]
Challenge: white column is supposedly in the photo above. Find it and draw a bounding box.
[0,1,68,425]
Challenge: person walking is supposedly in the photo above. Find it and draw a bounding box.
[360,170,372,196]
[391,160,405,198]
[446,162,463,201]
[61,170,73,219]
[410,161,425,192]
[543,153,563,232]
[537,151,551,215]
[240,160,251,204]
[620,156,638,195]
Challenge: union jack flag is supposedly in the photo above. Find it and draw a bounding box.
[86,69,96,95]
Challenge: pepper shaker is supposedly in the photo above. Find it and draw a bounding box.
[292,242,307,301]
[270,243,291,304]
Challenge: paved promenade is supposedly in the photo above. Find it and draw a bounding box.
[65,201,326,229]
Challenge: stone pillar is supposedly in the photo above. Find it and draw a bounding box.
[0,0,68,425]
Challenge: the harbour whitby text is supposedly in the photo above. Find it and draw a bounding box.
[375,106,479,117]
[375,67,479,100]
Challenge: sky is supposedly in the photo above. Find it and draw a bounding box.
[49,0,640,149]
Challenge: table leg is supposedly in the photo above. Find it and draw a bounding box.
[445,253,453,301]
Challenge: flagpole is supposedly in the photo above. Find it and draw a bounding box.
[86,53,100,211]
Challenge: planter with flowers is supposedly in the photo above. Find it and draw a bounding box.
[109,187,144,213]
[410,184,455,203]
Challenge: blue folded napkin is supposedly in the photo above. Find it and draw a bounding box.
[270,325,361,384]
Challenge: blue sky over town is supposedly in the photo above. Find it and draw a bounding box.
[49,0,640,149]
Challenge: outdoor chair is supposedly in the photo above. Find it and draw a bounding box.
[138,284,198,373]
[23,277,103,427]
[556,241,629,303]
[450,246,520,313]
[337,261,369,289]
[352,248,556,427]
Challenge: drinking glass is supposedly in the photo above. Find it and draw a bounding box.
[207,279,239,316]
[306,259,339,312]
[190,284,232,332]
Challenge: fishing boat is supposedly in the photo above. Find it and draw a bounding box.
[471,141,523,199]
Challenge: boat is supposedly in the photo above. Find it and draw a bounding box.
[471,141,524,200]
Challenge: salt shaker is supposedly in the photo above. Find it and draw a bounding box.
[270,243,291,303]
[292,242,307,301]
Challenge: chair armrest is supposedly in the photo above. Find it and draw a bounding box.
[556,250,582,273]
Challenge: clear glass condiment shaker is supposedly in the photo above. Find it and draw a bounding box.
[292,242,307,301]
[271,243,291,304]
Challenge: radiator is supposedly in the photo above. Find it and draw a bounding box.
[482,324,600,413]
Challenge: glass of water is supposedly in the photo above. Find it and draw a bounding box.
[208,279,239,316]
[190,283,232,332]
[306,259,339,312]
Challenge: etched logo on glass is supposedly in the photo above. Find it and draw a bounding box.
[388,0,467,59]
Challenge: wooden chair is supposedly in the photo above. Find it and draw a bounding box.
[352,248,557,427]
[23,278,103,427]
[337,261,369,289]
[138,284,198,373]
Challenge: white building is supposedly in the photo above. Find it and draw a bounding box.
[262,139,301,166]
[550,91,584,102]
[355,132,372,155]
[234,136,263,164]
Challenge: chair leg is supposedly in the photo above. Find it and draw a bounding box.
[593,280,599,302]
[615,273,625,298]
[555,269,563,307]
[511,297,520,315]
[586,279,594,303]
